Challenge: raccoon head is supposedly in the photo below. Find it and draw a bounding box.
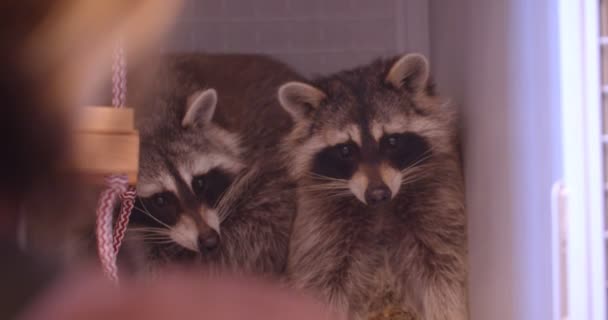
[133,88,244,256]
[278,53,455,207]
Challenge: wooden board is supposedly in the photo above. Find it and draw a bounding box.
[74,106,135,134]
[70,131,139,184]
[68,106,139,185]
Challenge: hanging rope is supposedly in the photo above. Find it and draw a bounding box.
[111,39,127,108]
[96,175,128,282]
[95,39,136,283]
[113,187,136,253]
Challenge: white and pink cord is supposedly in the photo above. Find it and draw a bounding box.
[95,40,136,283]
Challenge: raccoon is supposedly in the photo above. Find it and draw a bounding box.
[125,54,300,277]
[278,54,467,320]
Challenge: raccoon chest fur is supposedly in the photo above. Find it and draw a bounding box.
[288,195,416,312]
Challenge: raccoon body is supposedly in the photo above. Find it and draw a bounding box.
[125,53,301,277]
[279,54,467,319]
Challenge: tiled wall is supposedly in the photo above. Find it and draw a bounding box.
[160,0,429,76]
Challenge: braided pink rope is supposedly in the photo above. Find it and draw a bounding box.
[111,39,127,108]
[96,175,129,282]
[113,187,136,253]
[95,39,135,283]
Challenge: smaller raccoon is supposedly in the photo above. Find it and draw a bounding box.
[279,54,467,319]
[125,54,298,277]
[131,89,237,267]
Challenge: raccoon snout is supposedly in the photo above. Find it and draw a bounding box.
[365,185,391,206]
[198,230,220,253]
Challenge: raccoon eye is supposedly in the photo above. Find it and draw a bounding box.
[380,132,431,170]
[387,136,399,148]
[192,170,232,207]
[339,144,353,159]
[135,192,180,226]
[192,176,206,193]
[153,194,167,207]
[312,142,359,180]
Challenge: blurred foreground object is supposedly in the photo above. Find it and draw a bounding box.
[0,241,57,320]
[0,0,183,318]
[0,0,183,232]
[19,271,344,320]
[21,0,184,109]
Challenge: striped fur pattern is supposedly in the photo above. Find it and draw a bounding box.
[279,54,467,319]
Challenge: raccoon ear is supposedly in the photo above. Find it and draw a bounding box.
[278,82,326,121]
[385,53,430,94]
[182,89,218,128]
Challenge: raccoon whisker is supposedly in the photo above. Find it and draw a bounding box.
[399,170,433,188]
[300,186,351,194]
[323,192,354,199]
[215,186,243,223]
[124,232,172,240]
[134,202,173,230]
[126,232,172,238]
[400,176,427,187]
[400,167,426,180]
[126,235,173,241]
[126,228,171,238]
[134,239,175,244]
[216,164,262,222]
[399,159,433,180]
[307,173,349,183]
[124,237,175,246]
[299,184,350,191]
[127,227,171,234]
[131,204,195,242]
[301,180,349,188]
[400,153,434,175]
[214,172,247,217]
[141,240,177,244]
[128,236,175,243]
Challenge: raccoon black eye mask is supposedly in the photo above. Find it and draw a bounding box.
[379,132,431,170]
[133,168,233,229]
[306,132,431,205]
[312,142,360,180]
[191,168,233,207]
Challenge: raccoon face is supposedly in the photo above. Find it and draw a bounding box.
[279,54,452,207]
[133,89,244,255]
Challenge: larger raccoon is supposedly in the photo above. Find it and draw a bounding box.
[279,54,467,319]
[125,54,300,277]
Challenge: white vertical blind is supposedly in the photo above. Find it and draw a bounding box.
[559,0,606,319]
[602,0,608,317]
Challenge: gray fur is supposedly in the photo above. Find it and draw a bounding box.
[281,54,468,319]
[125,53,301,278]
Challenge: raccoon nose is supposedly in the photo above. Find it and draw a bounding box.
[198,231,220,253]
[365,185,391,206]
